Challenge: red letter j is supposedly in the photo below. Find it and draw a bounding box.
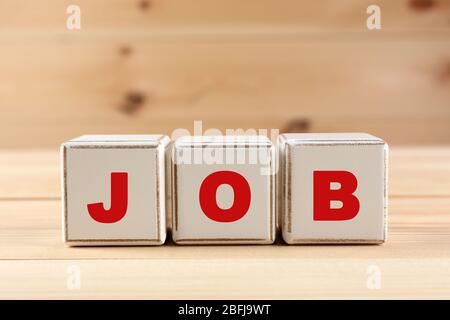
[87,172,128,223]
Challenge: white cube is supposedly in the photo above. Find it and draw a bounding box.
[278,133,388,244]
[171,136,276,244]
[61,135,170,246]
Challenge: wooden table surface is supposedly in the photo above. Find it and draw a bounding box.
[0,146,449,299]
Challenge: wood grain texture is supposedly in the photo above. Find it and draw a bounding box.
[0,259,448,299]
[0,41,449,147]
[1,0,449,32]
[0,147,449,298]
[0,1,449,147]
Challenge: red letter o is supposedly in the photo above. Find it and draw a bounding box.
[199,171,251,223]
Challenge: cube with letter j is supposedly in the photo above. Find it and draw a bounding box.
[61,135,170,246]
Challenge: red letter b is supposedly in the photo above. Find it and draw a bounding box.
[313,170,360,221]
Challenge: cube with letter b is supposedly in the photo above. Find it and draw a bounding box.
[278,133,388,244]
[171,136,275,244]
[61,135,170,246]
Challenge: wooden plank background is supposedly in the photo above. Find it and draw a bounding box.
[0,2,448,298]
[0,1,449,147]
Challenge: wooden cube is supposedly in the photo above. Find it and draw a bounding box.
[61,135,170,246]
[171,136,275,244]
[278,133,388,244]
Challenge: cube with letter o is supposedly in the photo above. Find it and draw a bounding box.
[171,136,275,244]
[278,133,388,244]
